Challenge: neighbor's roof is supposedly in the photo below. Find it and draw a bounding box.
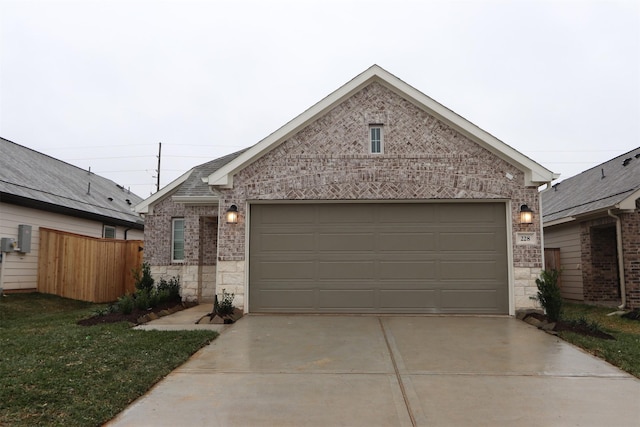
[135,148,248,214]
[542,147,640,224]
[0,137,144,228]
[205,64,558,189]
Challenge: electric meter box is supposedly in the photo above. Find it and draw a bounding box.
[1,238,16,252]
[18,225,32,253]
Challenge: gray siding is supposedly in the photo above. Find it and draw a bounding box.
[544,223,583,301]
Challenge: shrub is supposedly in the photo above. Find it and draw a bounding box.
[117,294,134,315]
[157,276,181,301]
[134,290,151,310]
[531,269,563,322]
[215,289,235,317]
[132,262,154,293]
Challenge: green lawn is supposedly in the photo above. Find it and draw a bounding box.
[0,293,218,427]
[558,302,640,378]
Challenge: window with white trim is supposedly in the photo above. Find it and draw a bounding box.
[172,218,185,262]
[370,124,383,154]
[103,225,116,239]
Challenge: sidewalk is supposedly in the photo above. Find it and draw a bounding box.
[134,304,229,332]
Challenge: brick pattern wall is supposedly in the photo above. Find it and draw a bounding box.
[580,213,640,309]
[217,82,542,271]
[582,221,619,303]
[621,210,640,308]
[144,197,218,266]
[143,197,218,301]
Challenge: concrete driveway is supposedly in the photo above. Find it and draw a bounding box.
[108,315,640,426]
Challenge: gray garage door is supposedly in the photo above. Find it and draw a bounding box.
[249,203,508,314]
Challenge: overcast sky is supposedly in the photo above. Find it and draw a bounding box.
[1,0,638,198]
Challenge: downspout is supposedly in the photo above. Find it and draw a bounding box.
[607,210,627,309]
[124,228,132,240]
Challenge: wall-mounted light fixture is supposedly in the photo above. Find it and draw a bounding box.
[520,204,533,224]
[226,205,239,224]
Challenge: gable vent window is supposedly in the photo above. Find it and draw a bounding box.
[103,225,116,239]
[172,218,185,262]
[370,125,383,154]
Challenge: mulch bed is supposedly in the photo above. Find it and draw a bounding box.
[523,312,615,340]
[77,300,199,326]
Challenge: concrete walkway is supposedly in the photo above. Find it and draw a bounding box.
[133,304,228,332]
[109,314,640,426]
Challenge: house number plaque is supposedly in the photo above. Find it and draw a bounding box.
[515,232,536,245]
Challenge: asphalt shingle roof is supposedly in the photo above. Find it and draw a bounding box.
[172,148,250,198]
[542,147,640,223]
[0,137,144,227]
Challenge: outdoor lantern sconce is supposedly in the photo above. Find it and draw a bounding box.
[520,204,533,224]
[226,205,239,224]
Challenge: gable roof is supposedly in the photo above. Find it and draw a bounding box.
[137,65,558,213]
[204,65,558,189]
[542,147,640,225]
[0,137,144,228]
[135,148,248,214]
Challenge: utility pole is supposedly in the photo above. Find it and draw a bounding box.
[156,142,162,193]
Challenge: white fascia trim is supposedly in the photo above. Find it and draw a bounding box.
[171,196,220,205]
[134,168,193,214]
[207,64,557,188]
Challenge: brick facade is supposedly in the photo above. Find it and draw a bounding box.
[581,219,619,304]
[143,197,218,301]
[213,82,543,310]
[579,212,640,309]
[620,210,640,308]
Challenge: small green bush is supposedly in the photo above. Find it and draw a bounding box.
[134,290,151,310]
[531,269,563,322]
[132,262,154,293]
[117,294,134,315]
[113,274,181,315]
[215,289,235,316]
[157,276,181,300]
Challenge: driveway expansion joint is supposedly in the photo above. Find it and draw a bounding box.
[379,317,417,427]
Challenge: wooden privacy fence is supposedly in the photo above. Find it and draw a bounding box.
[38,228,143,303]
[544,248,561,272]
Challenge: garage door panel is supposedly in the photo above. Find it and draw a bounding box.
[377,204,438,223]
[250,203,508,314]
[319,261,375,279]
[254,289,317,310]
[318,205,375,224]
[318,233,375,251]
[379,232,437,251]
[254,261,315,280]
[257,204,316,225]
[439,204,498,223]
[440,290,500,310]
[258,233,315,252]
[379,289,438,309]
[378,261,437,279]
[318,290,375,309]
[440,261,500,280]
[440,232,500,252]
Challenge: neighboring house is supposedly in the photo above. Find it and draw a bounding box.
[136,65,557,315]
[542,148,640,309]
[0,137,144,291]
